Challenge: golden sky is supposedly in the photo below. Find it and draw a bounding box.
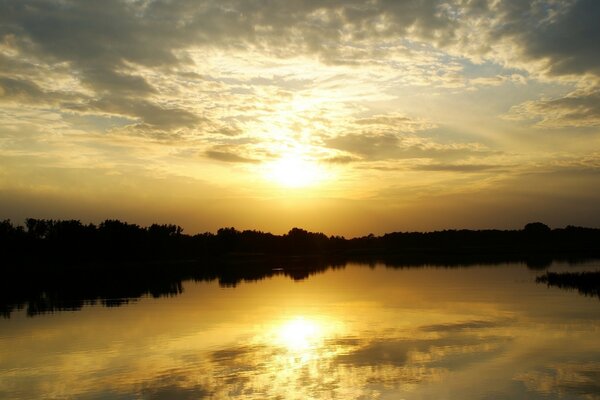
[1,0,600,235]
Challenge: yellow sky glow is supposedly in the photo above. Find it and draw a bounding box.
[1,1,600,234]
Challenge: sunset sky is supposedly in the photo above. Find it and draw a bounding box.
[1,0,600,236]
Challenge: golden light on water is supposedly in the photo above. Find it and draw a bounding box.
[4,264,600,399]
[271,316,334,369]
[277,317,322,351]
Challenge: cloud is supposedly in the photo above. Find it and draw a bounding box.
[0,76,202,135]
[354,113,436,132]
[205,150,260,164]
[323,112,470,162]
[0,1,454,77]
[327,132,492,162]
[499,0,600,78]
[3,0,598,138]
[0,76,84,105]
[0,77,46,101]
[1,0,600,233]
[506,86,600,128]
[88,97,203,129]
[469,74,527,87]
[327,132,400,160]
[3,1,598,85]
[322,154,362,164]
[413,163,505,173]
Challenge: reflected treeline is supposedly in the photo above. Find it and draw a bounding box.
[1,253,597,318]
[2,219,600,317]
[0,255,348,317]
[536,271,600,299]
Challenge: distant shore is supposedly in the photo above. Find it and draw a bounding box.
[2,219,600,265]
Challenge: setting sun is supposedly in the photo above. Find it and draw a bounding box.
[264,156,329,188]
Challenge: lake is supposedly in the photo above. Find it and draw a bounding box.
[1,261,600,399]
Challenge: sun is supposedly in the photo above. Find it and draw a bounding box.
[264,155,327,188]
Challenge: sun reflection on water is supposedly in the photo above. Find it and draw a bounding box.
[271,316,334,370]
[277,317,322,351]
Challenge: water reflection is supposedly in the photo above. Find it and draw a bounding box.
[516,362,600,397]
[3,256,599,318]
[1,262,600,399]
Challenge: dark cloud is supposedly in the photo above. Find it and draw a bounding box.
[494,0,600,77]
[205,150,260,163]
[0,76,82,105]
[82,68,156,97]
[92,97,202,129]
[327,132,491,162]
[0,0,457,97]
[2,0,600,134]
[3,1,599,83]
[55,95,203,131]
[1,0,208,131]
[0,0,180,67]
[0,77,48,101]
[322,154,362,164]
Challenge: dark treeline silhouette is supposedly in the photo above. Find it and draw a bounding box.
[2,219,600,263]
[537,271,600,299]
[2,219,600,317]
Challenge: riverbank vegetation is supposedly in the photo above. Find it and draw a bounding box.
[2,219,599,264]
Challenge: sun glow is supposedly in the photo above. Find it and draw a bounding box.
[264,155,328,188]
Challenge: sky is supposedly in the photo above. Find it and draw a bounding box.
[1,0,600,236]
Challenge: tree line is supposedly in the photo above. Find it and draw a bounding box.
[1,219,600,264]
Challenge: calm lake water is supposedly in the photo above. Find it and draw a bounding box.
[1,261,600,399]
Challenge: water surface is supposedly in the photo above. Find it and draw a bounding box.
[1,261,600,399]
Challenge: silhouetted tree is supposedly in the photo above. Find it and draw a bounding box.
[216,227,241,253]
[524,222,551,234]
[25,218,52,239]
